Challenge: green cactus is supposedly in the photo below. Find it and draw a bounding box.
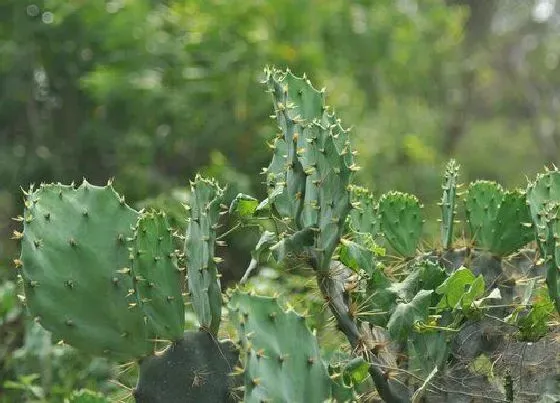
[19,181,154,359]
[464,180,503,250]
[527,168,560,242]
[132,211,185,341]
[465,181,533,256]
[538,202,560,313]
[184,175,225,335]
[134,331,240,403]
[489,190,533,257]
[378,191,424,258]
[439,159,460,250]
[348,185,379,237]
[264,68,354,272]
[228,290,332,403]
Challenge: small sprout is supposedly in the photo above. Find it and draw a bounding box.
[68,238,77,247]
[64,279,74,289]
[65,319,74,327]
[33,239,42,248]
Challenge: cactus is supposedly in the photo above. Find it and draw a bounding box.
[378,191,423,258]
[465,181,532,256]
[527,168,560,251]
[134,331,240,403]
[228,290,332,403]
[464,181,503,250]
[537,202,560,313]
[15,70,560,403]
[184,175,225,335]
[439,159,460,250]
[132,211,185,341]
[489,190,533,256]
[264,67,354,272]
[19,181,154,359]
[348,185,379,237]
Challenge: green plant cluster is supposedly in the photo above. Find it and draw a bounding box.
[14,68,559,402]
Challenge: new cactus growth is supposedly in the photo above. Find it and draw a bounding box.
[228,290,332,403]
[439,159,460,250]
[378,191,423,258]
[185,175,225,335]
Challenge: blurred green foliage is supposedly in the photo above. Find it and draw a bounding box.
[2,0,560,400]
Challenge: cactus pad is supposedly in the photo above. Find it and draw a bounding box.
[489,190,533,256]
[527,168,560,241]
[465,181,503,250]
[228,291,332,403]
[348,185,379,237]
[378,191,423,258]
[132,211,185,341]
[185,175,224,335]
[19,181,153,359]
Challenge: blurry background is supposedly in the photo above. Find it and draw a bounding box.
[0,0,559,400]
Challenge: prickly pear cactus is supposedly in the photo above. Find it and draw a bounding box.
[489,190,533,257]
[378,191,423,258]
[132,211,185,341]
[465,181,503,250]
[264,68,355,272]
[185,175,225,335]
[228,290,332,403]
[538,202,560,313]
[348,185,379,237]
[465,182,532,256]
[135,331,240,403]
[527,168,560,241]
[439,159,460,250]
[18,181,153,359]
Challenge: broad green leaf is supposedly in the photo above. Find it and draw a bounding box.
[342,357,370,386]
[387,289,433,341]
[229,193,258,219]
[339,238,376,273]
[460,275,485,311]
[408,332,448,380]
[436,267,483,311]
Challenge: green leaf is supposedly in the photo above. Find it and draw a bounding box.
[342,357,370,386]
[387,289,433,341]
[460,275,485,311]
[339,239,375,273]
[518,287,555,341]
[229,193,258,219]
[408,332,448,380]
[436,267,484,311]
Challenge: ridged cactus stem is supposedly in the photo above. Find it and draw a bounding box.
[440,159,459,250]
